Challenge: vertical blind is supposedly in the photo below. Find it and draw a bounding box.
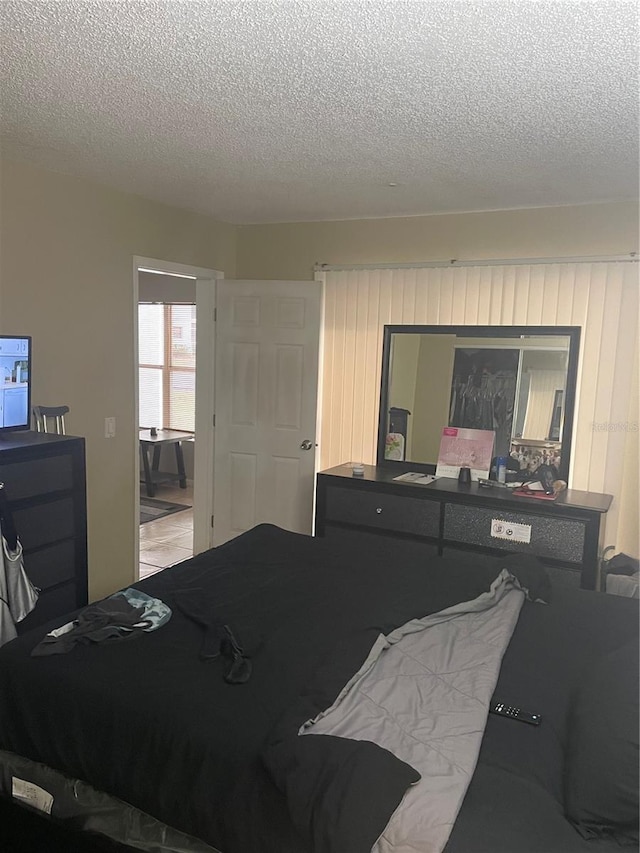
[138,303,196,432]
[317,261,639,552]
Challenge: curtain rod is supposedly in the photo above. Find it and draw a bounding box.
[313,253,638,272]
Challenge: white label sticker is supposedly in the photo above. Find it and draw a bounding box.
[12,777,54,814]
[490,518,532,544]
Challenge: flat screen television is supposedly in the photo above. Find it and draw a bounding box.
[0,335,32,435]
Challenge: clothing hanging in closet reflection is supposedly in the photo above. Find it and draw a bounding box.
[449,372,517,458]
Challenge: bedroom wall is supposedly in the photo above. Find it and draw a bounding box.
[236,201,639,280]
[0,158,237,600]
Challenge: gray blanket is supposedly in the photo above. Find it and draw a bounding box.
[300,569,526,853]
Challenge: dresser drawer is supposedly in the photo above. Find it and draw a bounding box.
[0,453,74,500]
[443,504,586,563]
[13,498,76,550]
[0,434,88,627]
[325,486,440,538]
[24,540,76,590]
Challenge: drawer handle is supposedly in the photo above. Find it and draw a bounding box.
[376,507,383,514]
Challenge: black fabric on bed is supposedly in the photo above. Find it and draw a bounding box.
[564,640,639,843]
[0,525,638,853]
[444,584,639,853]
[267,733,420,853]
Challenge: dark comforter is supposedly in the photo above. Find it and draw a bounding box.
[0,524,637,853]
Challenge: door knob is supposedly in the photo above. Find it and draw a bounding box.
[300,439,315,451]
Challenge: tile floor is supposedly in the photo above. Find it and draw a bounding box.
[139,482,194,580]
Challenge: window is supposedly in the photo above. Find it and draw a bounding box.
[139,304,196,432]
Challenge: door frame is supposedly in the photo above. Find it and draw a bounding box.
[132,256,223,572]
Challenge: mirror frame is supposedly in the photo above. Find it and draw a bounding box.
[376,324,581,482]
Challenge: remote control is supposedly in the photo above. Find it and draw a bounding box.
[490,701,541,726]
[477,478,509,489]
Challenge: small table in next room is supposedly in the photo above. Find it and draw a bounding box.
[139,429,194,498]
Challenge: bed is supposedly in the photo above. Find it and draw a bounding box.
[0,524,637,852]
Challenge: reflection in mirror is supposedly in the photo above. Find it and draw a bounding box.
[379,326,580,482]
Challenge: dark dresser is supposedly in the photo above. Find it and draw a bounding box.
[0,431,88,630]
[315,464,613,590]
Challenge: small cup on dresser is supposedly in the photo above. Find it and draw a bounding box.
[458,467,471,486]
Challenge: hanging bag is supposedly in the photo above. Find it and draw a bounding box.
[0,483,39,646]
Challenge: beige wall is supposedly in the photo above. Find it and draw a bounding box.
[388,334,420,457]
[0,158,236,600]
[237,201,639,280]
[412,335,456,463]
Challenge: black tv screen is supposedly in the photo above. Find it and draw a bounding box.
[0,335,32,434]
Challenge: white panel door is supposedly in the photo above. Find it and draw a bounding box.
[213,280,321,545]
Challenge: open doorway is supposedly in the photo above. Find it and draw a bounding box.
[133,258,220,580]
[133,263,321,574]
[138,271,196,577]
[138,277,196,577]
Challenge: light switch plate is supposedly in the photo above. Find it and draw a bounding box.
[491,518,532,544]
[104,417,116,439]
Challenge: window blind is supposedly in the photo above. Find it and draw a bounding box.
[138,303,196,432]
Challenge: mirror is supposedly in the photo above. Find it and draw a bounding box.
[377,325,581,482]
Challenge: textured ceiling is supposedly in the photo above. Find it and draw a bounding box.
[1,0,638,224]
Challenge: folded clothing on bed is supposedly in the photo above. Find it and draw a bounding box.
[30,589,171,655]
